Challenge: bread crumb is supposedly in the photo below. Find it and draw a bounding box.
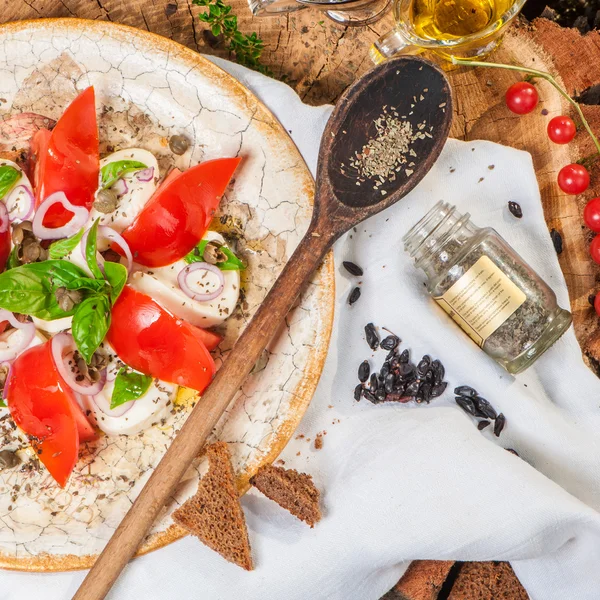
[276,459,285,466]
[314,434,323,450]
[296,451,301,456]
[295,434,305,440]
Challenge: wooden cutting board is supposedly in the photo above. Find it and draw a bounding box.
[5,2,600,597]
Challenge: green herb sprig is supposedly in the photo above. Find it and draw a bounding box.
[193,0,272,76]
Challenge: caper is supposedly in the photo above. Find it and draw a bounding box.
[0,449,20,470]
[202,241,226,265]
[94,188,118,214]
[169,134,190,155]
[20,238,41,263]
[55,287,83,312]
[11,220,33,245]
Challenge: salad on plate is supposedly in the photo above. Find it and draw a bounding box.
[0,87,243,487]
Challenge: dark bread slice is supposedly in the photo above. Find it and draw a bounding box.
[384,560,455,600]
[447,562,529,600]
[250,464,321,527]
[172,441,253,570]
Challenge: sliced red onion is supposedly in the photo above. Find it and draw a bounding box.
[51,333,107,396]
[177,262,225,302]
[0,310,35,361]
[32,192,89,240]
[92,391,135,418]
[112,178,128,196]
[99,226,133,272]
[0,112,56,151]
[136,167,155,182]
[4,185,34,222]
[1,360,12,402]
[0,202,8,234]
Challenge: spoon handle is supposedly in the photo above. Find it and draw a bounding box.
[73,224,333,600]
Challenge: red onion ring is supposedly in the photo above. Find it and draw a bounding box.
[0,310,35,361]
[51,333,107,396]
[112,179,128,196]
[0,202,8,234]
[99,226,133,272]
[92,391,135,418]
[32,192,89,240]
[177,262,225,302]
[1,360,12,403]
[136,167,155,182]
[4,185,34,222]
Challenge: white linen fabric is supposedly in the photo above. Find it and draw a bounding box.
[3,58,600,600]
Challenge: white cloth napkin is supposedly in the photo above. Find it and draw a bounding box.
[4,58,600,600]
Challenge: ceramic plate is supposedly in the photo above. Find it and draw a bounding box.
[0,18,334,571]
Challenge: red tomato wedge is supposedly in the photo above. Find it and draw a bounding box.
[0,226,10,272]
[192,327,222,352]
[5,341,95,487]
[117,158,240,267]
[32,86,99,228]
[107,286,216,392]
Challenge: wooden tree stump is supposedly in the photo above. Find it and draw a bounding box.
[3,3,600,599]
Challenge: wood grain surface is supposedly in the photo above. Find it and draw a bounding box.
[3,1,600,598]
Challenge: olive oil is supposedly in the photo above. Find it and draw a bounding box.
[409,0,515,40]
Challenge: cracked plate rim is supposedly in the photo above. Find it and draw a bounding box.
[0,17,335,572]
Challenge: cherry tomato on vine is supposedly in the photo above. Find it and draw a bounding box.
[558,163,590,195]
[591,235,600,265]
[584,198,600,233]
[505,82,539,115]
[547,116,576,144]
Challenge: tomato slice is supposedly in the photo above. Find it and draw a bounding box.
[118,158,240,267]
[0,227,10,272]
[5,342,83,487]
[32,87,99,228]
[107,286,216,392]
[192,327,222,352]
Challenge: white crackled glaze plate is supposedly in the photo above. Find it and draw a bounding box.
[0,19,334,571]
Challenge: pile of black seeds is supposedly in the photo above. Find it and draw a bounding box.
[354,323,448,404]
[454,385,505,437]
[344,261,363,305]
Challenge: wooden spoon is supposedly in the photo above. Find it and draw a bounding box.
[74,55,452,600]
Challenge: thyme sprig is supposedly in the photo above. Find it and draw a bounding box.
[451,57,600,157]
[193,0,272,76]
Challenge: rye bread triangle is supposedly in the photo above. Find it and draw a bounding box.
[250,464,321,528]
[172,441,253,570]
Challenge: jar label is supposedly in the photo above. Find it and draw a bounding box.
[433,255,526,347]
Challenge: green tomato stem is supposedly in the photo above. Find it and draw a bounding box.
[451,57,600,157]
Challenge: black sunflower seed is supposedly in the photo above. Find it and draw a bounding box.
[477,420,490,430]
[363,390,377,403]
[455,396,477,416]
[454,385,478,398]
[416,355,431,376]
[505,448,519,457]
[381,335,399,351]
[550,229,563,254]
[494,413,506,437]
[399,362,415,378]
[354,384,363,401]
[399,349,410,363]
[508,201,523,218]
[386,348,397,361]
[376,388,386,401]
[349,287,361,305]
[343,261,363,276]
[405,380,420,396]
[380,362,390,379]
[384,373,395,394]
[369,373,378,393]
[358,360,370,383]
[419,382,432,403]
[430,381,447,398]
[432,359,445,384]
[365,323,379,350]
[473,396,497,420]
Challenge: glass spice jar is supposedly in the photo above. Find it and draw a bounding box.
[403,201,572,374]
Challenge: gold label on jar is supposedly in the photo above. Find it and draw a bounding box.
[433,255,526,347]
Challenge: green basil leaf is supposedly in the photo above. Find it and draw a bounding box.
[65,277,108,293]
[184,239,245,270]
[85,219,103,280]
[103,262,127,304]
[0,165,20,200]
[0,260,88,319]
[101,160,148,189]
[48,229,84,260]
[5,246,20,271]
[110,368,153,409]
[71,293,111,363]
[0,399,5,408]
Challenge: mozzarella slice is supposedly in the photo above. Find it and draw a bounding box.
[31,315,73,335]
[90,148,159,240]
[81,345,177,436]
[0,159,34,223]
[128,231,240,328]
